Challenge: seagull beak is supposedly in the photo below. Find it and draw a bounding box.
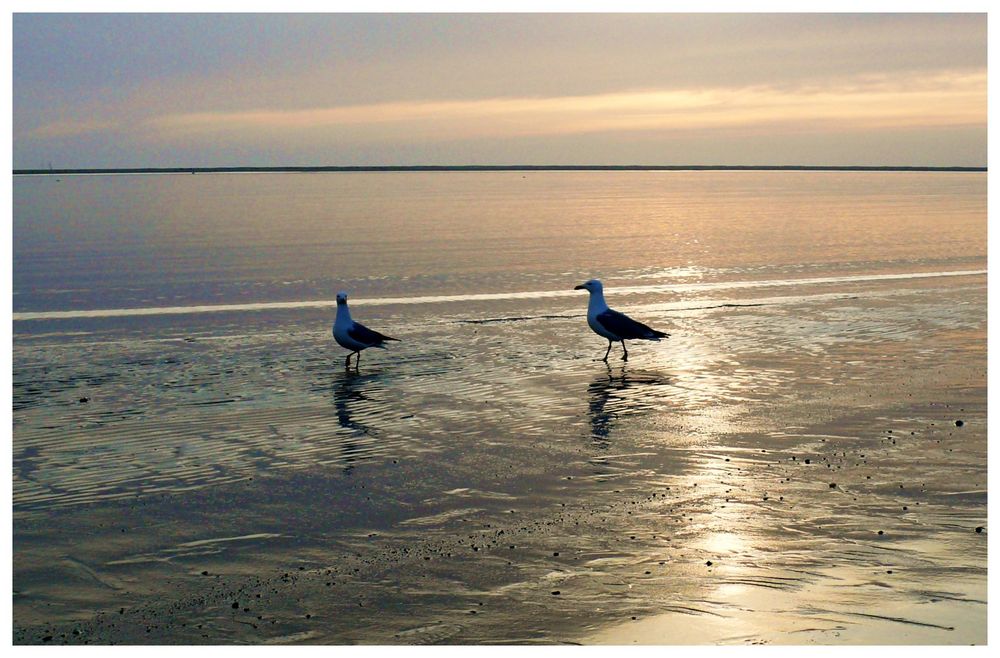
[574,284,585,290]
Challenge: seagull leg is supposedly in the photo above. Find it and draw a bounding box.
[603,340,612,362]
[345,353,352,369]
[355,350,362,368]
[621,340,628,361]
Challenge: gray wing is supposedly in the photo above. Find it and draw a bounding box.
[348,321,398,346]
[596,309,668,340]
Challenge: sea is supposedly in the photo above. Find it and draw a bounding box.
[11,170,987,644]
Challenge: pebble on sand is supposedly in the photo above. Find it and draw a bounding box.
[955,420,965,427]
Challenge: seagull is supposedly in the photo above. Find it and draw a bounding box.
[332,291,399,368]
[574,279,669,362]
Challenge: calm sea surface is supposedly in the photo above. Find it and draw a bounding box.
[12,171,987,644]
[12,171,986,318]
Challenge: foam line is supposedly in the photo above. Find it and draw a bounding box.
[12,269,986,321]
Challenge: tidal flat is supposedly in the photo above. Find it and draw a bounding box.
[12,171,987,644]
[13,274,986,644]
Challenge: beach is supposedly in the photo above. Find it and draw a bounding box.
[13,269,986,644]
[12,171,987,644]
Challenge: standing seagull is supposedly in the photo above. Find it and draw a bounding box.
[332,291,399,368]
[574,279,669,362]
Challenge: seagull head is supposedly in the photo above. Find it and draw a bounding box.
[574,279,604,294]
[336,291,349,306]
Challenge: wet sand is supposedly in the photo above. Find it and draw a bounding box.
[12,272,986,645]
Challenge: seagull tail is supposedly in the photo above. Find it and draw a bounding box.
[647,329,669,340]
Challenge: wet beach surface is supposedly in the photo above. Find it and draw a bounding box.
[12,272,986,644]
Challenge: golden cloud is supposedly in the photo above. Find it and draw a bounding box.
[32,70,987,145]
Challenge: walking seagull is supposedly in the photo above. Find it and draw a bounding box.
[332,292,399,368]
[574,279,669,362]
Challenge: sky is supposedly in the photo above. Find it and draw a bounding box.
[11,11,988,168]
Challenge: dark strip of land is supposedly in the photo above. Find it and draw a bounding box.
[13,164,986,175]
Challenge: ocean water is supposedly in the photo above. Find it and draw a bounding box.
[13,170,986,316]
[12,171,987,644]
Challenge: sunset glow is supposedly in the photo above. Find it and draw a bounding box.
[13,13,987,167]
[106,71,982,144]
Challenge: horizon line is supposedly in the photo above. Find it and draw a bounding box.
[13,164,987,176]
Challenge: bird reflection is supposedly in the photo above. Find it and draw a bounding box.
[587,364,670,449]
[330,369,380,473]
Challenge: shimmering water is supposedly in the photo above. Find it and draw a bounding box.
[13,170,985,315]
[12,171,987,644]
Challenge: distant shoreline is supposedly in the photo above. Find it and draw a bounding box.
[12,164,987,176]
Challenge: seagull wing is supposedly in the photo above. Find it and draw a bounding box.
[348,321,399,346]
[596,308,669,341]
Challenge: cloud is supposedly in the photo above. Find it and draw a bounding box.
[28,118,121,139]
[135,71,985,146]
[13,14,986,167]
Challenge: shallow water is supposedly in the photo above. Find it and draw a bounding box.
[12,172,987,644]
[13,170,985,314]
